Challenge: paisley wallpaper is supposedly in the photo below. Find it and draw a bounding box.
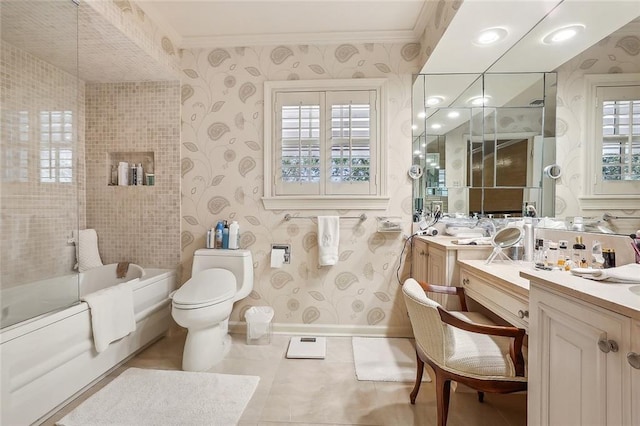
[180,43,421,334]
[554,23,640,220]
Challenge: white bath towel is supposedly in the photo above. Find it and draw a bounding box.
[318,216,340,266]
[570,263,640,284]
[82,280,137,353]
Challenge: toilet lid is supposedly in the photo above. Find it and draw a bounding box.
[172,268,236,306]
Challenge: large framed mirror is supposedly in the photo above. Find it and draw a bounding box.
[412,72,556,218]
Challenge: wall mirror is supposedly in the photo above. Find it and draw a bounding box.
[412,72,556,218]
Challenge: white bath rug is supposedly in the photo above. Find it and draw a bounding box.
[56,367,259,426]
[352,337,431,382]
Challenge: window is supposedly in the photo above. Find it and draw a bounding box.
[582,74,640,209]
[40,110,73,183]
[263,79,388,210]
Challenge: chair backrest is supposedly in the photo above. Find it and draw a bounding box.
[402,278,451,366]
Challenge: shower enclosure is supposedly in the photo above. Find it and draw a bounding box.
[1,0,81,328]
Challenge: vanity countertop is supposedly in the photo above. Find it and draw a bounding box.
[521,267,640,320]
[458,260,640,320]
[415,236,493,251]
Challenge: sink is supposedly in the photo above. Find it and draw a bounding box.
[630,285,640,296]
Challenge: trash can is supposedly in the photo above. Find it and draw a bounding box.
[244,306,274,345]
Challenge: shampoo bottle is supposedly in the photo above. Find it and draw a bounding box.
[222,220,229,249]
[214,221,224,249]
[136,164,143,185]
[228,221,239,249]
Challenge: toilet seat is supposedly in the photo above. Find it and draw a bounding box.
[172,268,236,310]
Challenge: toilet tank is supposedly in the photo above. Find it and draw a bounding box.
[192,249,253,300]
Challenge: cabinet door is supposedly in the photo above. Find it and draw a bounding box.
[631,320,640,426]
[529,285,631,426]
[411,238,428,285]
[426,247,447,306]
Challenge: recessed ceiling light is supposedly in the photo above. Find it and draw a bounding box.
[431,123,442,129]
[447,111,460,119]
[421,143,426,147]
[542,24,585,44]
[475,27,508,46]
[469,96,491,106]
[413,150,421,155]
[411,124,418,130]
[417,111,427,118]
[426,96,444,106]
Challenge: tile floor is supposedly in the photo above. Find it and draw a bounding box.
[43,330,527,426]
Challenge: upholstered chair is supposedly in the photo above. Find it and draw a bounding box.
[402,278,527,426]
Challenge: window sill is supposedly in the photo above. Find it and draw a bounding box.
[579,195,640,210]
[262,196,390,211]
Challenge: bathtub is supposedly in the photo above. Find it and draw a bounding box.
[0,264,177,425]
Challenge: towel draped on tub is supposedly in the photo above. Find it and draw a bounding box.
[82,280,137,353]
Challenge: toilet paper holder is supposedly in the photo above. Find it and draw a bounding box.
[271,244,291,264]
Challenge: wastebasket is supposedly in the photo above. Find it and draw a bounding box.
[244,306,274,345]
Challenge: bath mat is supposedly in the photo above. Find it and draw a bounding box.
[56,367,259,426]
[352,337,431,382]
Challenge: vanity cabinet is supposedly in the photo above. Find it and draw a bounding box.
[631,320,640,425]
[528,284,633,426]
[411,237,491,308]
[459,264,529,330]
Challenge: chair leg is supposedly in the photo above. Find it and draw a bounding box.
[477,391,484,403]
[410,353,424,404]
[435,371,451,426]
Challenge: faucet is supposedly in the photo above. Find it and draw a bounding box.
[475,217,497,237]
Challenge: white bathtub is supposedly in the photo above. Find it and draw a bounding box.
[0,265,177,425]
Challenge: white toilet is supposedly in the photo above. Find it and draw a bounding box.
[171,248,253,371]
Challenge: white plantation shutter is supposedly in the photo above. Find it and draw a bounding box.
[595,85,640,195]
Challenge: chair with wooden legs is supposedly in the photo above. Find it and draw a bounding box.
[402,278,527,426]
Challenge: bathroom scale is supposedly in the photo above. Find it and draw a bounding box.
[286,336,326,359]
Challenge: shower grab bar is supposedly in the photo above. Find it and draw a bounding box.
[603,213,640,221]
[284,213,367,222]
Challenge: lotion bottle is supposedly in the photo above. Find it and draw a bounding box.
[228,221,239,249]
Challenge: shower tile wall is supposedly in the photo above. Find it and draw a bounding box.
[0,41,85,289]
[84,81,180,270]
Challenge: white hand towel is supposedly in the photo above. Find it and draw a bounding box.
[82,280,137,353]
[318,216,340,266]
[570,263,640,284]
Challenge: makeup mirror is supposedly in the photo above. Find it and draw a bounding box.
[486,226,524,264]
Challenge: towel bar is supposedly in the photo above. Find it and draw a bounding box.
[284,213,367,222]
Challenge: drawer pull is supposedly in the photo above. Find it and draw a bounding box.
[462,278,469,285]
[598,338,619,353]
[517,309,529,319]
[628,352,640,369]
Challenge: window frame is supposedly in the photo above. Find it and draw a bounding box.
[581,74,640,210]
[263,78,389,210]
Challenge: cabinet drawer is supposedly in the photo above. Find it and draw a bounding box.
[461,270,529,330]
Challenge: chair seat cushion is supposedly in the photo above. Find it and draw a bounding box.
[444,312,527,381]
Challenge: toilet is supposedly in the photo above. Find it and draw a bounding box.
[171,248,253,371]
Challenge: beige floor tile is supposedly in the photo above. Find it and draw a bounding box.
[41,334,527,426]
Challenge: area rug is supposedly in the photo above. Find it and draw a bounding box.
[352,337,431,382]
[57,367,259,426]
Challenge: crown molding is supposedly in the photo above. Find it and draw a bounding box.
[135,1,184,49]
[180,30,419,49]
[412,0,431,40]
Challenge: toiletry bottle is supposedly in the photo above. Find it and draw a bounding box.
[534,238,544,264]
[136,163,143,185]
[572,236,586,268]
[523,217,534,262]
[110,165,117,185]
[557,240,568,268]
[603,248,616,269]
[214,221,224,249]
[130,163,136,185]
[222,220,229,249]
[228,221,240,249]
[118,162,129,186]
[591,240,604,269]
[547,242,558,267]
[206,228,213,249]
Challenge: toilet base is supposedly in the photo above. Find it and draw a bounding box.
[182,323,232,372]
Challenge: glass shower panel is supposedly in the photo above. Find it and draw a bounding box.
[1,0,80,328]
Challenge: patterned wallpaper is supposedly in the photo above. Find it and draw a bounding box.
[418,0,462,69]
[554,24,640,221]
[180,43,421,333]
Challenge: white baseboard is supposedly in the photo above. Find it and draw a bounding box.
[229,321,413,338]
